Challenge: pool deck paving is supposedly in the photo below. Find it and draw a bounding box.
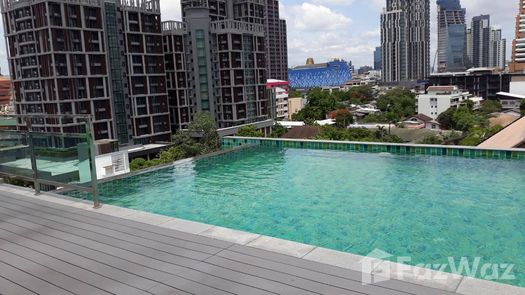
[0,185,524,295]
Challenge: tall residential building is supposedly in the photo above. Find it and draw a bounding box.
[436,0,466,73]
[266,0,288,81]
[381,0,431,82]
[466,28,473,67]
[1,0,171,144]
[167,0,276,129]
[374,47,382,71]
[470,15,491,68]
[468,15,506,70]
[163,21,191,131]
[490,29,507,70]
[510,0,525,73]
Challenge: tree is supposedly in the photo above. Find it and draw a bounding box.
[453,107,483,132]
[314,126,403,143]
[270,123,288,138]
[158,146,185,164]
[236,125,264,137]
[130,158,147,171]
[333,109,354,128]
[376,88,416,119]
[460,125,504,146]
[188,112,220,153]
[521,99,525,116]
[374,126,387,140]
[292,88,344,122]
[348,85,374,103]
[479,100,502,115]
[172,130,204,157]
[437,107,457,129]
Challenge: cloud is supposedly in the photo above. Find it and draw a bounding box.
[311,0,354,6]
[288,3,352,31]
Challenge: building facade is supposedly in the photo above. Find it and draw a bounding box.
[0,76,11,106]
[163,21,191,131]
[490,29,507,70]
[510,0,525,73]
[436,0,466,73]
[168,0,282,129]
[266,79,288,120]
[1,0,171,144]
[429,69,525,100]
[381,0,430,82]
[417,86,482,119]
[288,59,352,89]
[468,15,506,70]
[266,0,288,81]
[374,46,382,71]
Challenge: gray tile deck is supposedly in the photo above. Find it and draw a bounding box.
[0,188,519,295]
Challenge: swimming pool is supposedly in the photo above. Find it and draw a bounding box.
[66,145,525,286]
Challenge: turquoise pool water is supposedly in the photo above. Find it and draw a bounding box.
[67,147,525,286]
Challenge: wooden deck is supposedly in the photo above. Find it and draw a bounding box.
[0,190,460,295]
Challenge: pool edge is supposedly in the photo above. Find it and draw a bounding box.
[2,184,523,295]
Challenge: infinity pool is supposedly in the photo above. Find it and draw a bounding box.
[67,146,525,286]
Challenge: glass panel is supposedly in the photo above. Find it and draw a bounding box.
[0,131,32,178]
[32,133,93,187]
[0,115,98,205]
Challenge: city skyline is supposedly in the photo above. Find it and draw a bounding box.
[0,0,518,74]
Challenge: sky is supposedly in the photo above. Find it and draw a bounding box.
[0,0,517,73]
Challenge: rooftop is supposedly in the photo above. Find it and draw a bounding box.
[0,185,477,295]
[479,116,525,149]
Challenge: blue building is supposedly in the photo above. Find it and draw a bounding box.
[288,60,352,89]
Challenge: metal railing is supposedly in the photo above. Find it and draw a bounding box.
[0,114,99,208]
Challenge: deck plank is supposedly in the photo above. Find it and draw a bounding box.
[0,197,222,257]
[0,228,156,294]
[0,275,37,295]
[0,246,111,295]
[0,260,73,295]
[0,209,206,268]
[227,244,457,295]
[0,212,252,295]
[0,188,469,295]
[0,191,232,249]
[210,252,405,295]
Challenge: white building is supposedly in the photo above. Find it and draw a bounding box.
[266,79,289,120]
[498,76,525,110]
[417,86,483,119]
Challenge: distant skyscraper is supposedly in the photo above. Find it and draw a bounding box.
[468,15,506,70]
[466,28,473,67]
[374,47,382,71]
[266,0,289,80]
[470,15,491,68]
[436,0,466,72]
[490,29,507,70]
[510,0,525,73]
[381,0,431,82]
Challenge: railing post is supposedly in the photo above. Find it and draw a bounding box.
[25,117,40,195]
[85,117,100,209]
